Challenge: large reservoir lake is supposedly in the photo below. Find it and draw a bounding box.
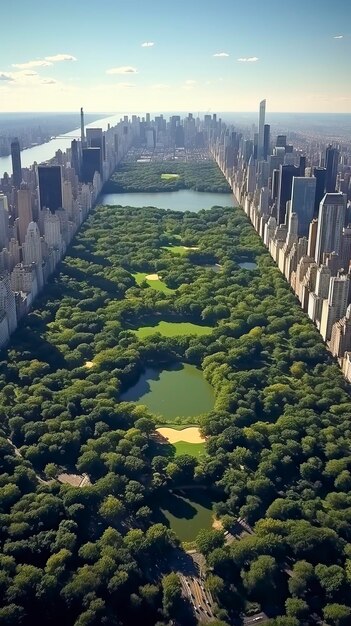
[100,189,236,212]
[120,364,215,420]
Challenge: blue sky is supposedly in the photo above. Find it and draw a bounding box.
[1,0,350,113]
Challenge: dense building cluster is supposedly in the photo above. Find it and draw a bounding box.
[0,112,136,347]
[211,100,351,380]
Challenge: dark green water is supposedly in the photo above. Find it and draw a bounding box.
[158,489,215,541]
[120,363,215,419]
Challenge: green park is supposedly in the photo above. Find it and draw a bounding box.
[1,160,351,625]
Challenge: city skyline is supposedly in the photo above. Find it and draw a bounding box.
[1,0,351,113]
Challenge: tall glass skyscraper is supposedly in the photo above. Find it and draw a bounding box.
[291,176,317,237]
[11,138,22,189]
[38,165,63,213]
[315,192,346,265]
[257,99,266,160]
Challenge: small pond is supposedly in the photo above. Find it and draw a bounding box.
[239,261,258,270]
[158,489,216,542]
[120,363,215,419]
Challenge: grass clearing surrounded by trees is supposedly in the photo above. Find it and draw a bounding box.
[173,441,206,458]
[132,320,213,338]
[161,173,180,180]
[162,245,199,255]
[133,272,175,293]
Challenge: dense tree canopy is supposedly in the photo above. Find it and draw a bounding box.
[0,191,351,624]
[103,161,231,193]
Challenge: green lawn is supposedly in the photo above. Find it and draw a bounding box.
[173,441,206,458]
[133,320,213,338]
[133,273,175,294]
[162,245,188,255]
[161,173,180,180]
[162,245,199,255]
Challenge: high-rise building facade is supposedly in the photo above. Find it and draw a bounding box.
[38,165,63,213]
[257,99,266,160]
[81,148,102,183]
[313,167,327,216]
[320,275,349,341]
[22,222,42,265]
[0,194,9,252]
[276,135,287,148]
[325,145,339,193]
[277,164,300,225]
[263,124,270,161]
[11,138,22,189]
[290,177,317,237]
[315,193,346,265]
[17,188,33,245]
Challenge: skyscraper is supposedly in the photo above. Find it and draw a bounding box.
[340,227,351,272]
[277,164,300,224]
[315,193,346,265]
[290,177,317,237]
[313,167,327,216]
[263,124,270,160]
[71,139,80,178]
[276,135,287,148]
[320,275,349,341]
[11,138,22,189]
[325,145,339,193]
[80,107,85,144]
[0,194,9,251]
[17,188,33,245]
[38,165,63,213]
[22,222,42,265]
[258,99,266,160]
[86,128,104,156]
[81,148,101,183]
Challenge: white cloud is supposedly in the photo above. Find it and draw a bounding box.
[13,59,53,69]
[237,56,259,62]
[106,66,138,75]
[44,54,77,62]
[333,35,344,39]
[185,79,197,85]
[0,72,14,81]
[152,83,169,89]
[141,42,154,47]
[41,78,57,85]
[213,52,229,57]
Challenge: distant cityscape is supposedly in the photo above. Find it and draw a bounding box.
[1,105,351,384]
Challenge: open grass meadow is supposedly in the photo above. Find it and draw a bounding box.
[161,173,180,180]
[162,245,189,255]
[133,272,175,294]
[132,320,213,339]
[172,441,206,458]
